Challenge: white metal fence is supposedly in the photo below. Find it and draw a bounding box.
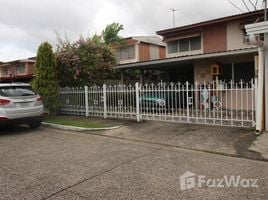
[59,80,256,128]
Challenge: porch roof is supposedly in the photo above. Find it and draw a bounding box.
[0,59,35,67]
[114,47,258,70]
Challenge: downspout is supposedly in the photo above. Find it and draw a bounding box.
[248,35,264,133]
[256,47,264,133]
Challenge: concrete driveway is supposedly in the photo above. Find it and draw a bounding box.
[95,120,263,161]
[0,125,267,200]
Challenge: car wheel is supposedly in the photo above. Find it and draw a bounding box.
[28,120,42,129]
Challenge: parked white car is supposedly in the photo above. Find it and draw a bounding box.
[0,83,44,128]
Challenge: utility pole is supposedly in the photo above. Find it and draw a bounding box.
[171,8,176,28]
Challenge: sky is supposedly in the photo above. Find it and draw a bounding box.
[0,0,263,62]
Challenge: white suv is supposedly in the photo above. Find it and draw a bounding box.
[0,83,44,128]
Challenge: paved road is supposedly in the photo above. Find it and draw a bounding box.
[0,126,267,200]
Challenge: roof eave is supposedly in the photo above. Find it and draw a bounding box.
[157,10,264,36]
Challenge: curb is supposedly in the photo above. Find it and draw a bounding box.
[42,122,123,131]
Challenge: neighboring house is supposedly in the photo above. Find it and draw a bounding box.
[115,10,263,84]
[113,36,166,65]
[0,59,35,83]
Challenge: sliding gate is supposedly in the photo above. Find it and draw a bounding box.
[59,80,256,128]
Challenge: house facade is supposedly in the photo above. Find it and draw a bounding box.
[111,10,266,129]
[0,59,35,82]
[115,10,263,85]
[156,10,261,85]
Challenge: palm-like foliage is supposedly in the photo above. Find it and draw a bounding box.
[102,23,124,46]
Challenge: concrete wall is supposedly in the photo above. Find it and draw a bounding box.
[227,21,255,50]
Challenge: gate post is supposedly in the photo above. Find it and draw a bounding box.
[85,86,89,117]
[135,82,141,122]
[186,82,190,123]
[103,84,107,119]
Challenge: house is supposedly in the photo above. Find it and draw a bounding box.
[113,36,166,65]
[111,10,266,129]
[112,36,166,82]
[115,10,263,84]
[113,36,166,82]
[0,59,35,83]
[113,36,166,64]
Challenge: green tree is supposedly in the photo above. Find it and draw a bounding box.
[102,23,124,46]
[32,42,59,116]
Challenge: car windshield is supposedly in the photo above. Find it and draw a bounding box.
[0,86,37,97]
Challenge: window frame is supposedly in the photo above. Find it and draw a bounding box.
[167,36,201,54]
[167,41,178,54]
[116,45,136,61]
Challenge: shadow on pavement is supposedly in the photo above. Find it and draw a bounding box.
[0,125,36,136]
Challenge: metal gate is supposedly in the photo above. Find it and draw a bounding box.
[59,80,256,128]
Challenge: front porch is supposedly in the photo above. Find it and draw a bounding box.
[111,48,258,128]
[116,48,258,85]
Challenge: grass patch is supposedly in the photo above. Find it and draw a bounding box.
[43,116,111,128]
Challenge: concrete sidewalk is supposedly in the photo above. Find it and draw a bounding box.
[250,132,268,159]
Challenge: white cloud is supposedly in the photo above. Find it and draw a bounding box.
[0,45,35,62]
[0,0,262,61]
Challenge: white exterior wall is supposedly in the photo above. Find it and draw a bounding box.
[227,21,255,50]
